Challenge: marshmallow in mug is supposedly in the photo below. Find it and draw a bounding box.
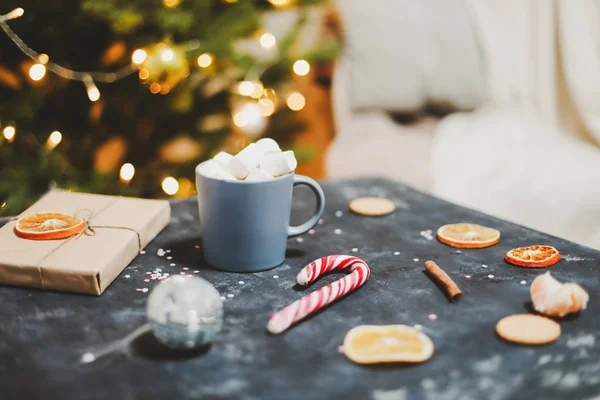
[196,159,236,181]
[259,151,297,177]
[229,143,264,179]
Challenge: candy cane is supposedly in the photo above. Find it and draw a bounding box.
[267,255,371,334]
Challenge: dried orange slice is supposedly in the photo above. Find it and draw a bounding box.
[343,325,434,364]
[436,223,500,248]
[14,212,85,240]
[505,245,560,268]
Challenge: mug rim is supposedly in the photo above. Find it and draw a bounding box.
[195,160,293,185]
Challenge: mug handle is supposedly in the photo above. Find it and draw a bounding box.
[287,175,325,238]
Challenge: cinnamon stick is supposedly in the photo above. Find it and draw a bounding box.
[424,260,462,301]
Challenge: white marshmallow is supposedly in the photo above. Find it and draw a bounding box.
[259,150,297,177]
[245,167,275,182]
[255,138,281,154]
[213,151,233,172]
[196,160,236,181]
[229,143,262,179]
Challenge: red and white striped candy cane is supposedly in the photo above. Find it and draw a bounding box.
[267,255,371,334]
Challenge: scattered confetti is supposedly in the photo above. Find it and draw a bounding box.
[167,256,172,260]
[183,267,189,271]
[227,294,234,298]
[170,263,176,267]
[488,274,495,279]
[414,324,423,330]
[482,264,488,268]
[273,275,279,279]
[335,211,343,217]
[308,229,315,235]
[465,275,472,279]
[413,258,419,262]
[220,296,226,301]
[144,279,150,282]
[166,250,171,253]
[334,229,342,235]
[318,219,324,225]
[157,249,166,257]
[163,273,169,277]
[124,274,130,279]
[155,268,162,272]
[194,270,199,274]
[151,277,157,280]
[351,248,358,253]
[296,237,304,243]
[194,245,200,249]
[520,280,527,285]
[337,345,345,354]
[136,288,149,293]
[428,314,437,321]
[394,251,400,255]
[239,281,245,285]
[140,250,146,255]
[146,272,151,275]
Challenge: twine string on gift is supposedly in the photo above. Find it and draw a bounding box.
[21,199,143,289]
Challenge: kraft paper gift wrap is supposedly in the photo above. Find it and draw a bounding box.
[0,191,171,295]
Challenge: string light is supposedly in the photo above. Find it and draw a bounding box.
[267,0,290,6]
[286,92,305,111]
[160,49,175,62]
[46,130,62,150]
[119,163,135,183]
[131,49,147,65]
[163,0,181,7]
[3,125,16,142]
[83,75,100,102]
[0,8,135,101]
[293,59,310,76]
[197,53,213,68]
[138,68,149,80]
[259,33,276,49]
[162,177,179,195]
[0,8,24,21]
[238,81,255,96]
[149,83,161,94]
[258,98,275,117]
[250,81,264,98]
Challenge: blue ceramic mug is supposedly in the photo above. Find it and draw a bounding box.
[195,163,325,272]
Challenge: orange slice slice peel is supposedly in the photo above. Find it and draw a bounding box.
[505,245,560,268]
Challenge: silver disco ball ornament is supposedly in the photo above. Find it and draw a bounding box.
[147,275,223,349]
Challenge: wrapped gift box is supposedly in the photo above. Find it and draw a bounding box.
[0,191,170,295]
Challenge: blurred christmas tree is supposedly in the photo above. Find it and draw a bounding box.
[0,0,340,215]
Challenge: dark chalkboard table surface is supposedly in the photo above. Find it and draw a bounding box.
[2,178,599,400]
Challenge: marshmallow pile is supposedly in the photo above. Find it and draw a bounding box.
[197,138,297,182]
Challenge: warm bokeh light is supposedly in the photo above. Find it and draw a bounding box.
[293,59,310,76]
[131,49,147,65]
[160,84,171,95]
[250,81,264,98]
[119,163,135,182]
[286,92,305,111]
[5,8,24,20]
[86,84,100,102]
[3,126,16,142]
[162,177,179,195]
[46,130,62,149]
[197,53,213,68]
[160,49,175,62]
[259,33,277,49]
[258,98,275,117]
[138,68,149,80]
[29,63,46,81]
[268,0,290,5]
[162,0,181,7]
[238,81,255,96]
[38,53,49,64]
[150,83,161,94]
[233,103,267,135]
